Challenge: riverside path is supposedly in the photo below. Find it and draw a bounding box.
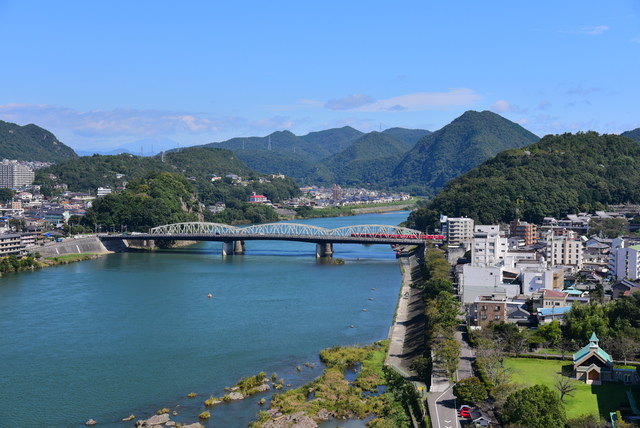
[385,249,428,425]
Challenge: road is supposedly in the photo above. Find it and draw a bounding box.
[427,325,476,428]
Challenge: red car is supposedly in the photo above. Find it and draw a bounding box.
[459,407,472,418]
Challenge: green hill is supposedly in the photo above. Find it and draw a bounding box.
[382,127,431,145]
[621,128,640,143]
[0,120,78,162]
[298,126,364,155]
[35,147,254,194]
[392,110,539,194]
[313,132,411,186]
[408,132,640,231]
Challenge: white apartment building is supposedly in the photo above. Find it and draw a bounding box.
[96,187,112,197]
[609,238,640,280]
[545,235,583,271]
[441,216,474,245]
[0,160,34,188]
[471,225,508,266]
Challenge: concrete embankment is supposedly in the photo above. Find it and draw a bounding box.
[28,236,112,257]
[385,250,428,425]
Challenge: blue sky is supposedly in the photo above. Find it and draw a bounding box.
[1,0,639,152]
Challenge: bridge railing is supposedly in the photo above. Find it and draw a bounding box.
[147,222,426,240]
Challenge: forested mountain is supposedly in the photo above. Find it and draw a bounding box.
[201,126,428,184]
[621,128,640,143]
[0,120,77,162]
[391,111,540,194]
[407,132,640,231]
[312,132,412,186]
[382,127,432,145]
[35,147,252,193]
[298,126,364,155]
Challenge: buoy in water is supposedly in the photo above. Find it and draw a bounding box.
[207,293,213,298]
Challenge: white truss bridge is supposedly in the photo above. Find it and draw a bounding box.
[100,222,438,256]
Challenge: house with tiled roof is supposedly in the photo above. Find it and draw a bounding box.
[573,333,639,385]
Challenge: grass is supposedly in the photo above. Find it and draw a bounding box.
[504,358,637,419]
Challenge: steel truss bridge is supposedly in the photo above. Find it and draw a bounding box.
[99,222,435,256]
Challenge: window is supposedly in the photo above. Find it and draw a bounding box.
[494,315,501,320]
[495,306,501,311]
[482,305,487,310]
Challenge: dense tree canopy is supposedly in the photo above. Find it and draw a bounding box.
[502,384,566,428]
[408,132,640,231]
[81,172,201,231]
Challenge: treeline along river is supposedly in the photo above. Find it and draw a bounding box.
[0,212,409,427]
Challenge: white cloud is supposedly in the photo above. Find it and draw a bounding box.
[0,103,238,138]
[325,88,480,112]
[568,25,610,35]
[324,94,377,110]
[250,116,295,131]
[489,100,528,114]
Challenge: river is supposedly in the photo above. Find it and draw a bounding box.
[0,211,410,428]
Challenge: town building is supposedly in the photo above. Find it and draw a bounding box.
[96,187,112,197]
[609,238,640,280]
[471,225,508,265]
[545,233,583,271]
[0,160,34,188]
[0,233,24,256]
[509,219,537,246]
[249,193,268,204]
[441,216,474,246]
[573,333,639,385]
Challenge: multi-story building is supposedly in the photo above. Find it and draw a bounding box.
[609,238,640,280]
[471,225,508,265]
[0,160,34,188]
[0,233,24,256]
[545,233,583,271]
[510,219,537,246]
[442,216,474,246]
[96,187,112,197]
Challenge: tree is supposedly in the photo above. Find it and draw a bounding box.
[434,338,460,381]
[554,374,578,402]
[502,384,567,428]
[0,187,14,202]
[534,321,562,348]
[453,377,487,404]
[409,357,431,383]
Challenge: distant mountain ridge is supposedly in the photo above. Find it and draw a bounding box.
[196,112,540,193]
[621,128,640,143]
[391,110,540,193]
[0,120,78,162]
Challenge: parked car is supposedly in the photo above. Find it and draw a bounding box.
[460,408,471,418]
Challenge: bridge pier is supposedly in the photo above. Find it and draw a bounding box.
[315,242,333,258]
[222,240,245,256]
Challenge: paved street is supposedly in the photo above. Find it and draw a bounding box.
[427,325,476,428]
